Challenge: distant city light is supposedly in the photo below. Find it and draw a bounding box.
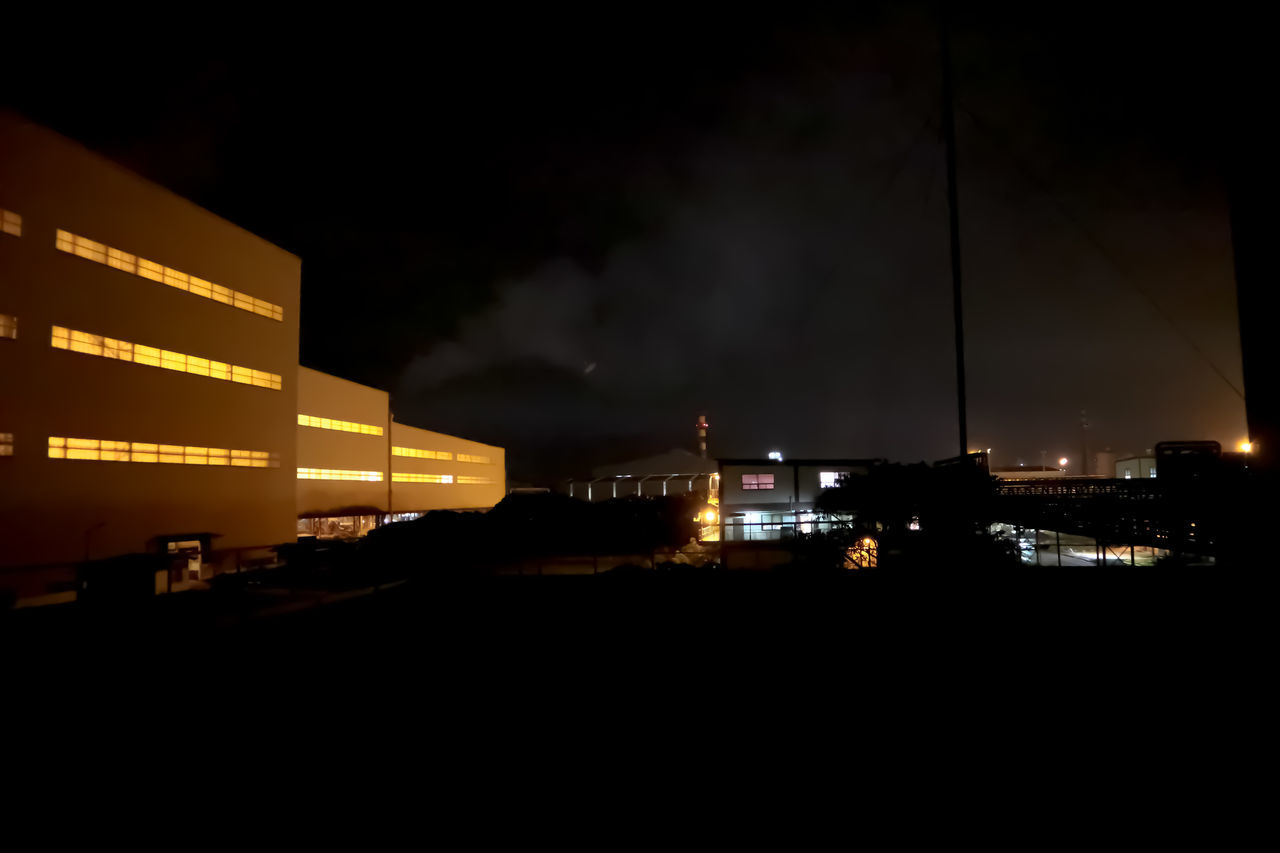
[767,451,783,461]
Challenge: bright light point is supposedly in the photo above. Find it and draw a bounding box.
[703,509,717,524]
[1240,441,1253,454]
[767,450,783,461]
[1059,457,1069,467]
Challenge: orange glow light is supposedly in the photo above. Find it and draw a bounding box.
[55,229,284,321]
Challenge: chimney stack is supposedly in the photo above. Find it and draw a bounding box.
[696,414,709,459]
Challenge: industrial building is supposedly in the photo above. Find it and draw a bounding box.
[718,457,881,542]
[1115,456,1157,479]
[0,113,504,601]
[296,366,504,538]
[568,448,719,502]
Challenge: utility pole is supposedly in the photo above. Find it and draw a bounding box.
[941,3,969,457]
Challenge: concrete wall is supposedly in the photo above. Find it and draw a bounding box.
[0,113,301,567]
[295,366,390,515]
[391,422,505,512]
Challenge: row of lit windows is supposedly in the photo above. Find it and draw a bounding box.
[297,414,383,436]
[456,453,492,464]
[48,436,277,467]
[294,469,494,484]
[55,230,284,322]
[51,326,282,390]
[0,313,15,340]
[297,467,383,482]
[392,446,452,460]
[1,209,20,237]
[392,472,453,484]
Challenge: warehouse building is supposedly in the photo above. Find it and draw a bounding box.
[718,457,881,542]
[0,113,504,601]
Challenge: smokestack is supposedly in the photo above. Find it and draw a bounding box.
[696,414,709,459]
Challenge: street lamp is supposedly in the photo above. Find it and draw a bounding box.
[1059,456,1069,472]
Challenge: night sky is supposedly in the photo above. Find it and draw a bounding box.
[4,5,1249,483]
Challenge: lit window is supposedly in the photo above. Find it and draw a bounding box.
[392,446,453,460]
[51,325,282,390]
[1124,472,1132,479]
[392,472,454,484]
[1149,468,1156,478]
[297,467,383,482]
[819,471,847,489]
[1,209,21,237]
[457,475,494,485]
[54,229,284,322]
[1,433,12,456]
[48,436,277,467]
[297,414,383,436]
[742,473,775,490]
[0,313,16,340]
[456,453,492,464]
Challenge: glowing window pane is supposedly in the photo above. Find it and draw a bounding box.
[107,248,137,273]
[0,313,16,340]
[392,473,454,484]
[297,414,384,436]
[297,467,384,482]
[137,259,165,282]
[50,325,280,391]
[48,436,276,469]
[457,475,494,485]
[1,433,13,456]
[1,209,21,237]
[54,229,283,321]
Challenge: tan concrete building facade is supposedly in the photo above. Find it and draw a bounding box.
[1,113,301,574]
[1,113,506,593]
[295,367,506,534]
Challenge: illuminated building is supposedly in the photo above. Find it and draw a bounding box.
[718,457,881,541]
[296,367,504,537]
[1115,456,1157,479]
[0,112,504,599]
[569,448,719,502]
